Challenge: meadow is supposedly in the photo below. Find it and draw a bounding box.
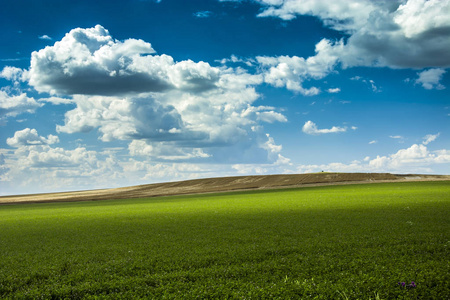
[0,181,449,299]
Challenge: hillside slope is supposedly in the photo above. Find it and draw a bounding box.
[1,173,449,204]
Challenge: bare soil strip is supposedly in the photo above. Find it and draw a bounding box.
[1,173,449,205]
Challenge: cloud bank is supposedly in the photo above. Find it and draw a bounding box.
[26,25,286,164]
[255,0,450,69]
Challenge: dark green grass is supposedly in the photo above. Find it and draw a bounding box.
[0,181,449,299]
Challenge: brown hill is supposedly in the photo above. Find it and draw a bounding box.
[1,173,449,205]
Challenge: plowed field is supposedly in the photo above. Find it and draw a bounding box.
[1,172,449,204]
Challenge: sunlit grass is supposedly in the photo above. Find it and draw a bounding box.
[0,181,449,299]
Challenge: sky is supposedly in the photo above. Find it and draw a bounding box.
[1,0,449,195]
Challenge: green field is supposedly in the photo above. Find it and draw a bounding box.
[0,181,449,299]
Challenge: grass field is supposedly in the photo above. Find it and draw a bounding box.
[0,181,449,299]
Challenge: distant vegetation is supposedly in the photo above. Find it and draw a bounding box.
[0,181,449,299]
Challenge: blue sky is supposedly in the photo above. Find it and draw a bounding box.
[1,0,449,195]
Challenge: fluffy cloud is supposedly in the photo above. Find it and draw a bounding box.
[415,68,446,90]
[327,88,340,93]
[29,25,286,164]
[1,128,128,194]
[292,143,450,174]
[302,120,347,135]
[7,128,59,147]
[28,25,225,96]
[394,0,450,38]
[0,66,26,82]
[368,144,450,171]
[0,145,124,194]
[256,38,341,95]
[255,0,450,69]
[56,95,192,142]
[38,35,52,40]
[0,91,43,121]
[256,0,376,31]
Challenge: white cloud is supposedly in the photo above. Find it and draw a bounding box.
[241,105,288,123]
[129,140,211,161]
[255,0,450,69]
[38,35,52,40]
[423,133,440,145]
[368,144,450,171]
[369,140,377,144]
[0,91,43,121]
[55,86,285,163]
[256,38,341,95]
[292,143,450,174]
[39,96,74,105]
[31,26,287,165]
[217,55,255,67]
[56,95,190,142]
[0,66,26,82]
[327,88,340,93]
[349,75,380,92]
[28,25,170,96]
[394,0,450,38]
[27,25,233,97]
[1,145,124,195]
[415,68,446,90]
[256,0,376,31]
[302,120,347,135]
[2,140,448,196]
[7,128,59,147]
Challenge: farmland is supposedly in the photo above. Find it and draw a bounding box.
[0,180,449,299]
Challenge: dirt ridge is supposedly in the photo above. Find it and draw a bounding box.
[1,173,449,205]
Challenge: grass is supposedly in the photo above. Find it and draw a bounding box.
[0,181,449,299]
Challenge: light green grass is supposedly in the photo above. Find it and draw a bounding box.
[0,181,449,299]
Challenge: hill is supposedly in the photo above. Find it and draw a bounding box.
[1,172,449,204]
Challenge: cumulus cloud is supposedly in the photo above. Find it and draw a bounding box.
[327,88,340,93]
[394,0,450,38]
[27,25,226,96]
[29,25,163,95]
[415,68,446,90]
[0,91,43,121]
[293,143,450,174]
[7,128,59,147]
[29,25,287,164]
[0,144,125,195]
[56,95,194,142]
[302,120,347,135]
[1,66,26,82]
[255,0,450,69]
[38,35,52,40]
[368,144,450,171]
[256,38,341,95]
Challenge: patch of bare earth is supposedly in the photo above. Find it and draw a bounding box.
[1,173,449,205]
